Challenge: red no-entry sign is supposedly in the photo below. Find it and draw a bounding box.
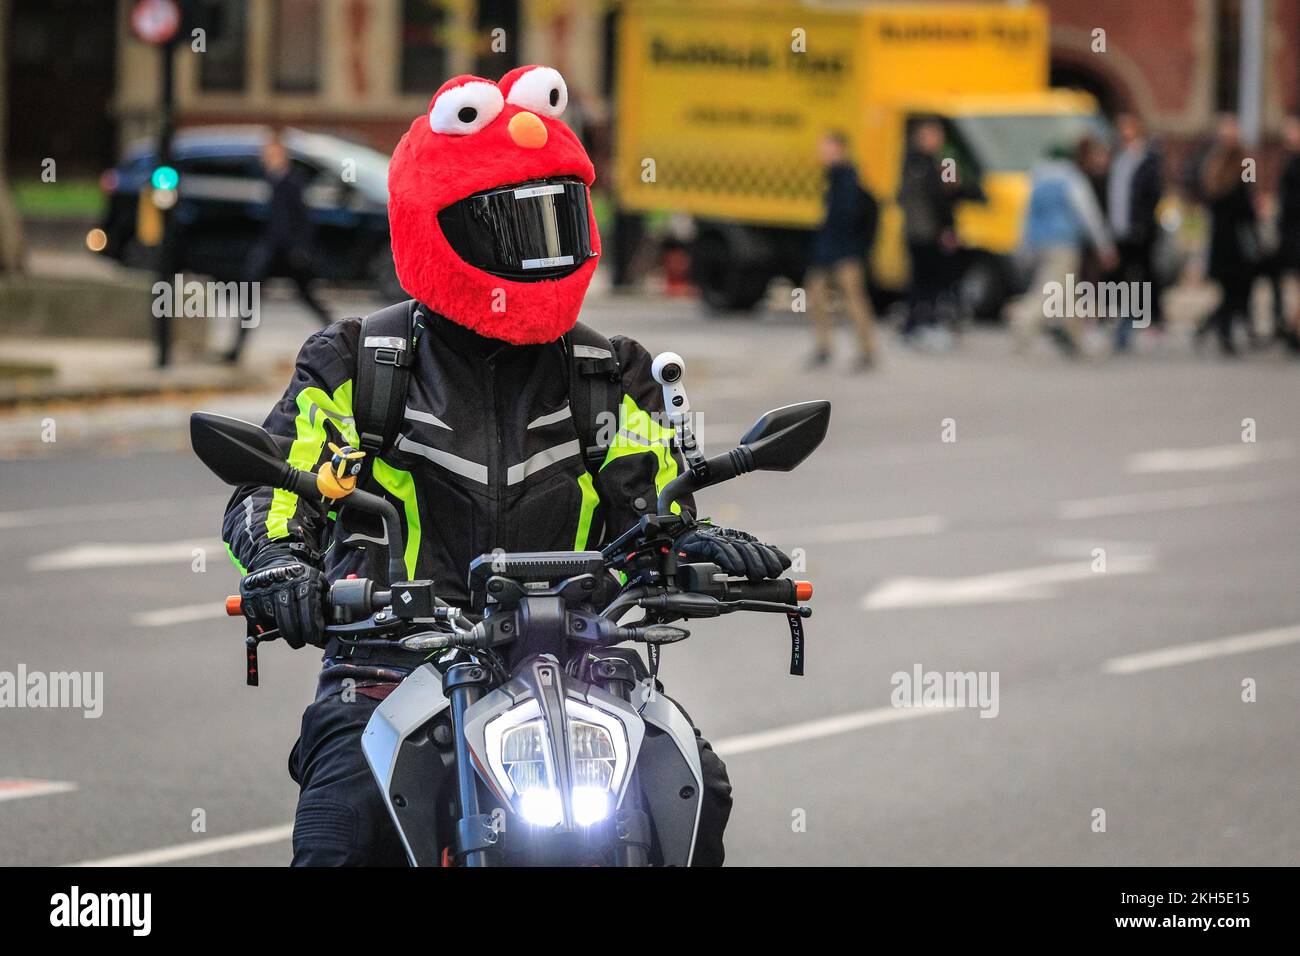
[130,0,180,45]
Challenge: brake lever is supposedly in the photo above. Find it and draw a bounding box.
[718,599,812,618]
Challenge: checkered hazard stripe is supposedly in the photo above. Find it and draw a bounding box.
[636,154,824,202]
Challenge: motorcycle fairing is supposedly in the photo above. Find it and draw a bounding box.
[363,656,706,866]
[636,679,705,866]
[361,663,453,867]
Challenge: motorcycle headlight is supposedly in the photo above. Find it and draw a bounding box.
[482,697,631,829]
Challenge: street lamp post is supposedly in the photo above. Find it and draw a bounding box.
[1238,0,1265,149]
[154,35,178,367]
[130,0,183,367]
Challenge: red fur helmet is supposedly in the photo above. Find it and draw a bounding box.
[387,65,600,345]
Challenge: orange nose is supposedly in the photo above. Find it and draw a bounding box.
[508,111,548,149]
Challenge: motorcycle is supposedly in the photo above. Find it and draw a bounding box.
[190,388,829,866]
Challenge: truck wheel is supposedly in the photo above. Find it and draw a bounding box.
[690,232,770,315]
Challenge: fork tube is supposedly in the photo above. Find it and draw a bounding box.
[615,765,648,867]
[595,658,649,867]
[447,664,489,867]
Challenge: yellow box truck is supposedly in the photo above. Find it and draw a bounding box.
[614,0,1105,314]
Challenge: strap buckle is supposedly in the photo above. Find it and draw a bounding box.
[365,334,411,368]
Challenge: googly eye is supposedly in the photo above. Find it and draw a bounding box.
[505,66,568,119]
[429,81,504,135]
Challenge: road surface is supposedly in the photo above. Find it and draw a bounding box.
[3,295,1298,866]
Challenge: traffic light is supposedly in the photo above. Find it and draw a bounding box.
[149,164,179,211]
[150,165,179,191]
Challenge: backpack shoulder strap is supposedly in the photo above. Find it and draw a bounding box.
[564,322,622,475]
[354,300,420,458]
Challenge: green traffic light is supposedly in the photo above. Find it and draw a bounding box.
[151,165,179,191]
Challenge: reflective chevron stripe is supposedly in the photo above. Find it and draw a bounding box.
[506,439,582,485]
[395,434,489,484]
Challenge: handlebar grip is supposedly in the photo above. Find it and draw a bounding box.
[225,595,242,616]
[721,578,798,604]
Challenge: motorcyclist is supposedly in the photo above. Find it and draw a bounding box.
[222,66,790,866]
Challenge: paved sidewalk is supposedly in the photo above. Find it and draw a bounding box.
[0,338,271,405]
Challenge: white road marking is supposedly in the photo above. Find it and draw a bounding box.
[766,514,947,544]
[0,496,226,530]
[863,555,1155,610]
[1057,481,1280,520]
[69,823,295,867]
[713,703,956,757]
[132,602,229,627]
[30,539,221,572]
[0,779,77,803]
[1041,538,1153,560]
[1126,441,1294,474]
[1103,625,1300,675]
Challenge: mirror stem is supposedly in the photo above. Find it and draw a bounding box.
[657,446,754,515]
[340,489,408,585]
[290,472,408,585]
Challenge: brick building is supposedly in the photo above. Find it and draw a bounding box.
[1046,0,1300,179]
[7,0,1300,183]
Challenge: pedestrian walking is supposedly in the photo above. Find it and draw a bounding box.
[805,130,880,370]
[1075,135,1112,285]
[224,132,334,364]
[1012,140,1118,355]
[899,119,965,342]
[1106,113,1165,351]
[1272,114,1300,352]
[1199,115,1259,357]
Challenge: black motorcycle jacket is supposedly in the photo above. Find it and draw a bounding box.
[221,309,693,612]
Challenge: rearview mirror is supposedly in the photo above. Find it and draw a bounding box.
[738,401,831,472]
[190,412,291,489]
[654,400,831,514]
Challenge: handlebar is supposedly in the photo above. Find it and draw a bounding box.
[227,575,813,623]
[227,551,812,661]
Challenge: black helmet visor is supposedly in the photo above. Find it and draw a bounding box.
[437,177,594,281]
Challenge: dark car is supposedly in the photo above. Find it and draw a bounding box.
[97,126,403,301]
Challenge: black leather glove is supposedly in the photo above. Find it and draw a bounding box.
[675,524,791,581]
[240,544,327,649]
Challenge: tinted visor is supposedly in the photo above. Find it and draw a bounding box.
[437,177,594,281]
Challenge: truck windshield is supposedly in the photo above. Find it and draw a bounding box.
[953,113,1110,172]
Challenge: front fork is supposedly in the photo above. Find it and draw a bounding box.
[590,655,653,867]
[444,662,496,867]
